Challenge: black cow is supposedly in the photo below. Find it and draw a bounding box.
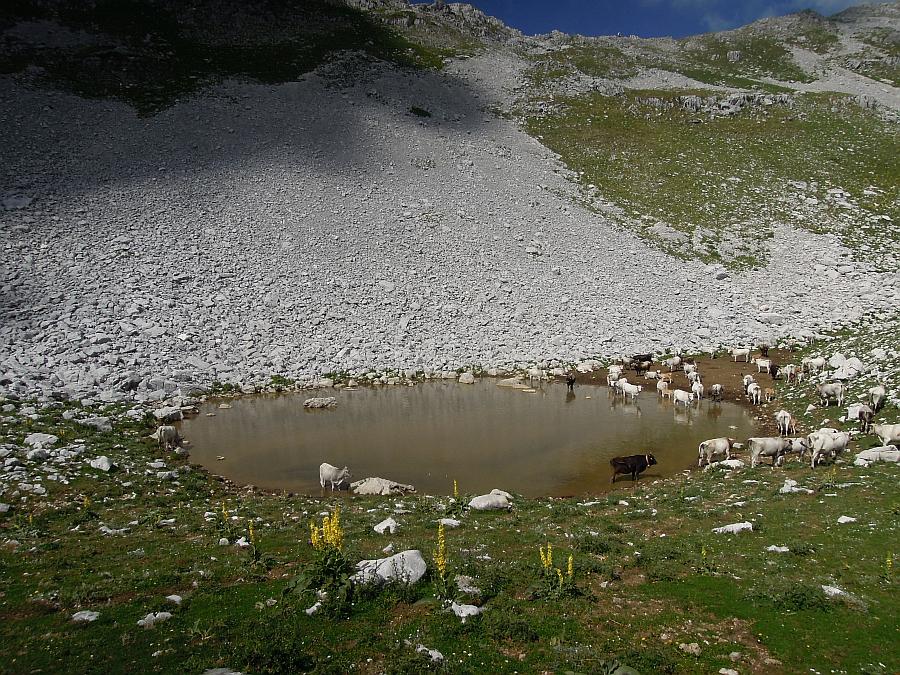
[610,453,657,483]
[566,374,576,392]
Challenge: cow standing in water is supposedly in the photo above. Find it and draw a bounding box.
[610,454,657,483]
[566,374,576,392]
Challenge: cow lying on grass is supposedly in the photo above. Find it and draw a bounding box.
[610,454,657,483]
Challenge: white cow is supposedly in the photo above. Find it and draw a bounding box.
[698,437,736,466]
[687,371,702,384]
[816,382,844,407]
[319,462,352,491]
[803,356,826,373]
[672,389,694,406]
[780,437,808,464]
[748,437,791,468]
[731,348,751,362]
[747,383,762,405]
[709,383,724,401]
[872,424,900,447]
[774,410,796,436]
[156,425,181,450]
[807,430,850,468]
[621,382,642,400]
[527,368,545,383]
[691,381,704,400]
[644,370,661,380]
[656,379,669,396]
[664,356,682,371]
[683,363,697,376]
[742,374,756,390]
[755,358,772,373]
[869,384,887,410]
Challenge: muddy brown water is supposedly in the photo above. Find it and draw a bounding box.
[180,380,758,497]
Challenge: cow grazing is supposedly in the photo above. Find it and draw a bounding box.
[872,424,900,447]
[698,437,736,467]
[806,430,850,467]
[319,462,352,491]
[803,356,826,373]
[869,384,886,411]
[748,437,791,468]
[774,410,796,436]
[156,425,181,451]
[610,453,657,483]
[816,382,844,407]
[742,374,756,390]
[857,404,874,433]
[763,387,775,403]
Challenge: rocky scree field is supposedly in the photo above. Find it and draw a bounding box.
[0,2,899,672]
[0,0,898,399]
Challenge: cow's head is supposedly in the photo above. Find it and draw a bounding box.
[646,453,658,466]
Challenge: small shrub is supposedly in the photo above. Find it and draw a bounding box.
[483,611,539,642]
[409,105,431,117]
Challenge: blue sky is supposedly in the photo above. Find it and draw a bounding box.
[464,0,874,37]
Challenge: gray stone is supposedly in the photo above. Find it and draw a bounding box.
[89,456,114,472]
[24,433,58,447]
[352,549,427,585]
[303,397,337,409]
[79,416,112,433]
[351,477,416,495]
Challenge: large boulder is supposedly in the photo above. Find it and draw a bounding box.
[153,407,183,423]
[458,372,475,384]
[351,477,416,495]
[854,446,899,466]
[469,489,513,511]
[79,416,112,433]
[352,550,426,585]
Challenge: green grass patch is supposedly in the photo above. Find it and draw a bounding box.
[523,89,899,267]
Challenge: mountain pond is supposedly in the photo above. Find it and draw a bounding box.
[179,379,758,497]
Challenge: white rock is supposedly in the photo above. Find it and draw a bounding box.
[779,479,813,494]
[351,477,416,495]
[712,522,753,535]
[89,456,114,472]
[137,611,172,628]
[166,595,183,605]
[79,416,112,433]
[450,601,483,623]
[837,515,857,524]
[218,537,229,546]
[855,446,899,464]
[374,517,398,535]
[469,490,511,511]
[766,545,790,553]
[153,407,183,423]
[416,645,444,663]
[234,536,251,548]
[438,518,461,528]
[26,448,50,461]
[305,602,322,616]
[458,372,475,384]
[24,433,58,447]
[72,610,100,622]
[719,669,739,675]
[352,549,427,585]
[706,459,745,470]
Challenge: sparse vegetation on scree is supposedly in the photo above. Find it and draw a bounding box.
[1,320,898,674]
[523,91,899,268]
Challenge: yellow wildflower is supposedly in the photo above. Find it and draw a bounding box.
[453,480,459,499]
[249,521,255,545]
[433,523,448,578]
[556,567,564,588]
[567,554,574,579]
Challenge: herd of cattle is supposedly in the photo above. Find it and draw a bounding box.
[607,347,897,480]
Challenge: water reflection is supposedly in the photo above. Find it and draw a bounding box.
[181,380,757,497]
